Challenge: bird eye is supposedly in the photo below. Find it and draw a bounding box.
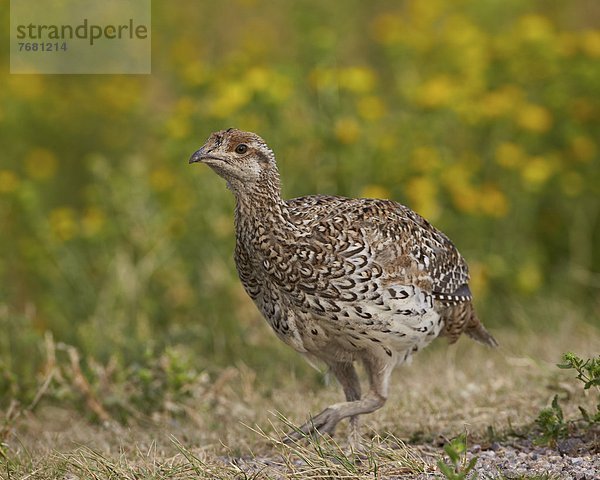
[235,144,248,154]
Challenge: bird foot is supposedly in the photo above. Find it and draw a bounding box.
[282,407,341,444]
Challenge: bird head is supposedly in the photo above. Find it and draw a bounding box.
[189,128,278,193]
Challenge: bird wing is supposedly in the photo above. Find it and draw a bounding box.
[285,195,471,304]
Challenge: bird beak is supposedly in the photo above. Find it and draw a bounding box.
[189,146,206,164]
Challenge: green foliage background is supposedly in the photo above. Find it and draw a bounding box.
[1,0,599,407]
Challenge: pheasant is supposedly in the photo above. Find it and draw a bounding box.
[189,128,498,444]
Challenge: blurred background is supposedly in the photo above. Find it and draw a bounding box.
[1,0,598,414]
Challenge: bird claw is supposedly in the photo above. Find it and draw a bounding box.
[282,407,340,444]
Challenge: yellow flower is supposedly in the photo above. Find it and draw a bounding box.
[360,184,390,200]
[166,116,191,139]
[415,75,456,108]
[49,207,78,241]
[356,96,386,121]
[8,76,44,99]
[495,142,524,169]
[405,176,440,220]
[411,146,441,172]
[517,261,542,294]
[521,156,555,187]
[450,185,479,215]
[208,82,250,118]
[97,80,141,112]
[516,104,553,133]
[581,30,600,57]
[24,148,57,180]
[181,61,206,87]
[265,72,292,103]
[245,67,270,91]
[81,207,106,237]
[480,86,522,118]
[338,67,376,93]
[468,261,488,298]
[517,14,555,44]
[479,184,509,218]
[0,170,20,193]
[334,117,360,144]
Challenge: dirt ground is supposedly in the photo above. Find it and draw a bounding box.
[2,319,598,479]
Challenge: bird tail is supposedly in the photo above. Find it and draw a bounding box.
[465,319,498,347]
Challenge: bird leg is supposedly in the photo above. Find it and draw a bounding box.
[283,356,394,445]
[330,361,362,447]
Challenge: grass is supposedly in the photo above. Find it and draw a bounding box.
[1,315,598,479]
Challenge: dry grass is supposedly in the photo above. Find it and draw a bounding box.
[1,317,598,479]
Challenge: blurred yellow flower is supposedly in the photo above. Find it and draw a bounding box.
[166,117,191,140]
[0,170,20,193]
[264,72,293,103]
[209,82,250,118]
[516,104,553,133]
[338,67,377,93]
[175,97,196,116]
[517,261,542,294]
[517,14,555,43]
[411,146,441,172]
[570,135,596,162]
[150,167,176,192]
[521,156,555,188]
[415,75,456,108]
[334,117,361,144]
[468,261,488,298]
[405,176,440,220]
[448,183,479,215]
[479,184,509,218]
[8,76,44,99]
[25,148,58,180]
[360,184,390,199]
[356,96,386,121]
[246,67,270,91]
[581,30,600,57]
[480,85,522,118]
[49,207,78,241]
[495,142,524,169]
[97,80,141,112]
[81,207,106,237]
[561,172,584,197]
[181,61,206,86]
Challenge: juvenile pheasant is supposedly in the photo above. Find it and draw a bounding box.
[189,128,498,443]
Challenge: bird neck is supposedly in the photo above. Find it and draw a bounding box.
[233,171,291,235]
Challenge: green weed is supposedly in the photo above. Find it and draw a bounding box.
[535,352,600,445]
[437,434,478,480]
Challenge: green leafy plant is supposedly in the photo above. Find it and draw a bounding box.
[437,434,478,480]
[557,352,600,423]
[535,394,567,446]
[536,352,600,445]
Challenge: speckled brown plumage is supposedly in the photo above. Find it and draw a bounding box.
[190,128,498,444]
